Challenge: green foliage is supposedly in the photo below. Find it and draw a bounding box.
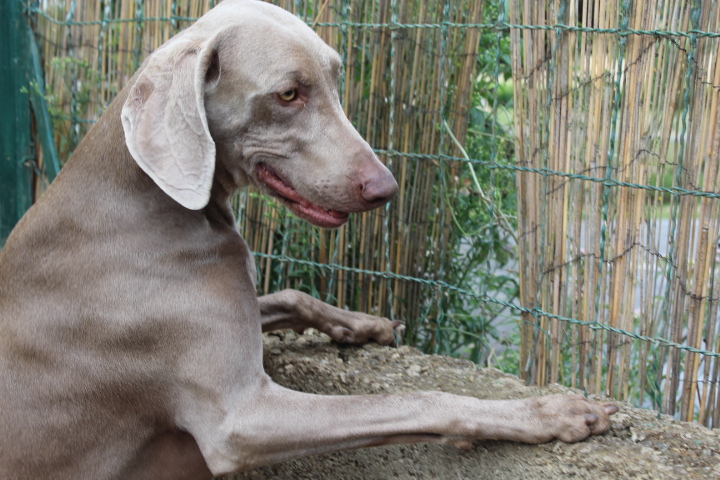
[432,0,519,366]
[490,327,521,376]
[43,57,100,162]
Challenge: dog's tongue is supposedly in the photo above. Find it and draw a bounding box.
[256,163,349,227]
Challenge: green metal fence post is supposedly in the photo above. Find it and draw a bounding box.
[0,0,34,247]
[28,26,61,184]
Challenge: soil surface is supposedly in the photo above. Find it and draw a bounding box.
[224,331,720,480]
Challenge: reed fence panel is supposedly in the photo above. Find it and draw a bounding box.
[512,0,720,425]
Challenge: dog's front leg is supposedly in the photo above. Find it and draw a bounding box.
[258,289,403,345]
[187,378,616,476]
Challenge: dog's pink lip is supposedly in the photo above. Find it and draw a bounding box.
[256,163,350,228]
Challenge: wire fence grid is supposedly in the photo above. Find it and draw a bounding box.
[23,0,720,427]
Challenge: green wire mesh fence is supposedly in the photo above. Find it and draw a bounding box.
[23,0,720,426]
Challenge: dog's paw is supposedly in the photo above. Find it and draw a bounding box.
[527,394,618,443]
[327,315,405,346]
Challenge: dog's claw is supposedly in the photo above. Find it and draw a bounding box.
[583,413,599,425]
[604,404,619,415]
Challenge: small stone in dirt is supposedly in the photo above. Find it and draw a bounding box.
[407,365,422,377]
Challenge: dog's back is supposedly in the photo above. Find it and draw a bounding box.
[0,80,255,479]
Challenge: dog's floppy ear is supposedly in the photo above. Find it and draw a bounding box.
[121,37,221,210]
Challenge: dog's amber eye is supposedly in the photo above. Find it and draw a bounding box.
[278,89,298,102]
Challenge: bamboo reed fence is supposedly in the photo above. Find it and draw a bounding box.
[26,0,720,427]
[512,0,720,426]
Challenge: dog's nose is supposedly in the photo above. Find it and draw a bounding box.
[360,172,399,205]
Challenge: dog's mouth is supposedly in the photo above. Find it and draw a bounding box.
[256,163,350,229]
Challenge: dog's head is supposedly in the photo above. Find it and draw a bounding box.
[121,0,397,228]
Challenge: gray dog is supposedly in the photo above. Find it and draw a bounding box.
[0,1,617,478]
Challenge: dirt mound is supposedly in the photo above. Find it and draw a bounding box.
[225,331,720,480]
